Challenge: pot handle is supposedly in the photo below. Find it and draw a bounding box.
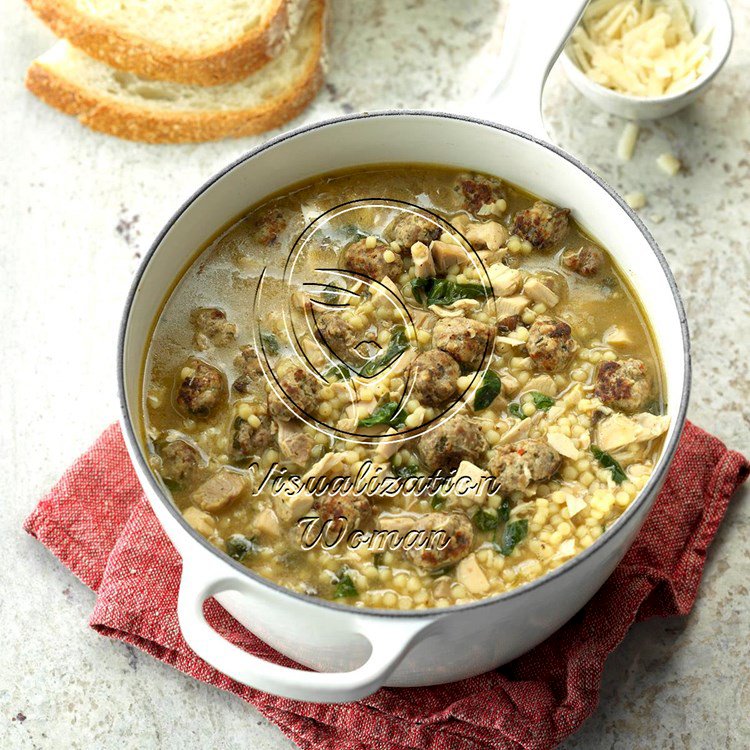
[177,559,435,703]
[469,0,589,138]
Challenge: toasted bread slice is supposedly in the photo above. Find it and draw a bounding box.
[25,0,325,144]
[26,0,311,86]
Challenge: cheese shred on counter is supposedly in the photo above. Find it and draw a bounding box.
[570,0,713,97]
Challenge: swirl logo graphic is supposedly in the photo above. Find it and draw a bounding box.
[253,199,495,445]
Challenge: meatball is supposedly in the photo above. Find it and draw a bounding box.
[562,245,604,277]
[233,345,264,394]
[314,493,373,536]
[410,350,460,407]
[190,307,236,349]
[526,316,577,372]
[159,440,201,484]
[404,512,473,570]
[433,317,494,372]
[390,212,442,248]
[341,238,403,282]
[497,315,521,334]
[232,415,275,462]
[252,208,287,246]
[418,415,488,471]
[512,201,570,249]
[268,364,320,421]
[455,174,504,214]
[594,358,650,412]
[315,311,358,359]
[488,439,561,494]
[176,359,226,418]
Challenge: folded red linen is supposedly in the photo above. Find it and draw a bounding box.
[24,421,748,750]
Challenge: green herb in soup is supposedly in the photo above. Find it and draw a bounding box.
[142,165,667,611]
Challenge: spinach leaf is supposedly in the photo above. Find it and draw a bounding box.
[226,534,258,562]
[324,364,352,381]
[529,391,555,411]
[409,277,431,305]
[361,325,409,377]
[474,370,502,411]
[162,477,183,493]
[431,493,446,510]
[260,331,280,355]
[409,277,491,307]
[359,401,401,427]
[474,509,499,532]
[508,403,527,420]
[333,573,358,599]
[495,519,529,556]
[499,497,511,523]
[591,446,627,484]
[392,461,419,479]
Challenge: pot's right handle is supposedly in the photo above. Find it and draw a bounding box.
[177,558,436,703]
[471,0,589,138]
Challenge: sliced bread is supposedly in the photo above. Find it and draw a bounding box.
[25,0,325,144]
[26,0,309,86]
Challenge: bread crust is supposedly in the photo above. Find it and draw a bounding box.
[24,1,325,144]
[26,0,306,86]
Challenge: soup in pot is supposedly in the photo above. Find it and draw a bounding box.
[142,165,668,610]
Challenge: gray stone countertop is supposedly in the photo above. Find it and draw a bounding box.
[1,1,748,748]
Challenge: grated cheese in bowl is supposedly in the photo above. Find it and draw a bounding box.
[569,0,714,98]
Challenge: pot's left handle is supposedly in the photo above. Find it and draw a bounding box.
[469,0,589,138]
[177,559,435,703]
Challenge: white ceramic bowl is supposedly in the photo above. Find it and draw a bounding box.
[561,0,734,120]
[116,1,690,703]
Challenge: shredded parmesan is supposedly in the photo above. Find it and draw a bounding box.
[617,121,640,161]
[657,152,682,175]
[625,191,647,209]
[571,0,713,97]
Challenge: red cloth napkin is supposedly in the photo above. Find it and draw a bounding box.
[25,421,748,750]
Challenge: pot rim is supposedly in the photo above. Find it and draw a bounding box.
[117,109,691,619]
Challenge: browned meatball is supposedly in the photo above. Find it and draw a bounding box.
[513,201,570,249]
[233,345,264,394]
[341,238,403,282]
[488,439,561,493]
[231,415,275,462]
[404,512,474,570]
[526,316,577,372]
[176,359,226,419]
[314,493,373,535]
[562,245,604,277]
[433,317,494,372]
[411,350,460,406]
[190,307,236,349]
[454,174,504,214]
[497,315,521,334]
[390,213,442,248]
[268,365,321,421]
[160,440,202,484]
[252,208,287,246]
[594,358,650,412]
[315,311,358,359]
[418,415,488,471]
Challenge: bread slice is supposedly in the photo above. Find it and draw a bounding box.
[25,0,325,144]
[26,0,311,86]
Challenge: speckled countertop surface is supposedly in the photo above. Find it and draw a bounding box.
[1,1,748,748]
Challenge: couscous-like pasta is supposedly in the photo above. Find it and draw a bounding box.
[142,165,668,610]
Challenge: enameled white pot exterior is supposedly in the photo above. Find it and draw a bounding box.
[119,113,690,702]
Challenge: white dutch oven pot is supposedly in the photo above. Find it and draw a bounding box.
[118,0,690,703]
